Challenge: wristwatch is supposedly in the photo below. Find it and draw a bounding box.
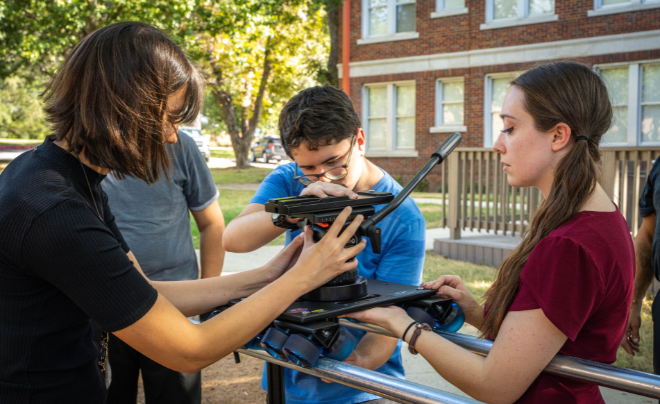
[272,213,300,230]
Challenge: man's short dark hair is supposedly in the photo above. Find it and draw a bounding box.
[44,21,203,184]
[278,85,361,157]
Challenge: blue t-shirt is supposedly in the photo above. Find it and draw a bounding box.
[251,162,426,404]
[102,132,219,282]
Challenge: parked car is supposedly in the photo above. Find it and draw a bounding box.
[251,135,288,163]
[179,127,210,162]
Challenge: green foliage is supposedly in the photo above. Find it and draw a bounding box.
[0,75,49,139]
[414,178,430,193]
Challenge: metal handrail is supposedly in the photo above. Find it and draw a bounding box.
[340,320,660,399]
[238,348,484,404]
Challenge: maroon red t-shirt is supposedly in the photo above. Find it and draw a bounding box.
[507,209,635,403]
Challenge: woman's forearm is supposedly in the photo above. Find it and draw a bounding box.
[152,268,271,317]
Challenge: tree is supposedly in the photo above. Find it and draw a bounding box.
[0,1,330,168]
[0,75,50,139]
[195,0,328,168]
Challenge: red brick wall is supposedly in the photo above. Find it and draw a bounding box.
[351,50,660,191]
[339,0,660,62]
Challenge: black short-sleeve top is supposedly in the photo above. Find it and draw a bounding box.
[0,138,158,404]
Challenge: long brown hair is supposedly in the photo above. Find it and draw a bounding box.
[481,62,613,339]
[44,22,203,184]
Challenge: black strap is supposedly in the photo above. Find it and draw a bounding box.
[402,321,417,343]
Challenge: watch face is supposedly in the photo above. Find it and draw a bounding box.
[272,213,281,220]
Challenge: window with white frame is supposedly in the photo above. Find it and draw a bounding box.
[431,79,465,132]
[364,83,417,155]
[483,0,556,27]
[641,64,660,144]
[599,67,629,144]
[361,0,417,42]
[433,0,468,18]
[590,0,660,16]
[597,62,660,146]
[483,74,517,147]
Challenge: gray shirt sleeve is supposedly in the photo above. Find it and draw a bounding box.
[178,133,219,211]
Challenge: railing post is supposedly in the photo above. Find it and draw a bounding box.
[601,150,617,200]
[448,153,461,240]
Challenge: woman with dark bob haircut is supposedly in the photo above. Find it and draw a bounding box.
[0,21,366,404]
[346,62,635,404]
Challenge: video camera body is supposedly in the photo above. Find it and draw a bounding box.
[208,133,465,369]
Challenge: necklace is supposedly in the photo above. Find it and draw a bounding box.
[76,153,102,220]
[75,152,108,372]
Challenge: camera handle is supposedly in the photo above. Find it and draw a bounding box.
[360,132,462,253]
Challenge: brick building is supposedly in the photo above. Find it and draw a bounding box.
[338,0,660,191]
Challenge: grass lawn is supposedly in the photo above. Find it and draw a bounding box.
[210,148,235,159]
[210,167,274,185]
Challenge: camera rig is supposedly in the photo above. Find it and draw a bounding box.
[207,133,465,375]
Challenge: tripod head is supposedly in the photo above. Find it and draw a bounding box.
[265,132,463,301]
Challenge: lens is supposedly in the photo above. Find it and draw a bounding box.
[325,167,348,180]
[297,176,317,185]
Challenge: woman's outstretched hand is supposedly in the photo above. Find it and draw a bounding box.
[283,206,367,295]
[421,275,484,329]
[262,233,305,282]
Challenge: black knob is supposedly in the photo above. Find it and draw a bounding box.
[326,269,358,285]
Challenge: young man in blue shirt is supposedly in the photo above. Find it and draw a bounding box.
[223,85,426,404]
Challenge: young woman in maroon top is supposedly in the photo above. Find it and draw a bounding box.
[346,62,635,404]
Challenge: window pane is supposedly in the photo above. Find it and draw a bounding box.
[492,113,504,144]
[494,0,517,19]
[600,68,628,106]
[642,64,660,103]
[491,78,511,113]
[443,103,464,124]
[529,0,554,16]
[396,3,416,33]
[642,105,660,144]
[396,85,415,116]
[368,118,388,148]
[370,0,387,5]
[602,0,629,5]
[396,117,415,148]
[369,87,387,117]
[445,0,465,9]
[443,82,464,102]
[369,4,388,36]
[603,106,628,144]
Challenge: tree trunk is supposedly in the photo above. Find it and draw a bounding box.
[326,0,340,87]
[208,45,272,169]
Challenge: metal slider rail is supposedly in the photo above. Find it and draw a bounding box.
[339,319,660,399]
[238,348,484,404]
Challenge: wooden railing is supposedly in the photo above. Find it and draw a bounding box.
[443,147,660,240]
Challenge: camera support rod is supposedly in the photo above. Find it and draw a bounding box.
[360,132,463,253]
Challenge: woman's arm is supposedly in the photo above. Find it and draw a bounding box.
[346,306,567,404]
[114,208,368,373]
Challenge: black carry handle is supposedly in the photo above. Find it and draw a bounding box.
[360,132,462,253]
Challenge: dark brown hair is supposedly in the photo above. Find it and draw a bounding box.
[481,62,613,338]
[44,21,202,183]
[278,85,360,157]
